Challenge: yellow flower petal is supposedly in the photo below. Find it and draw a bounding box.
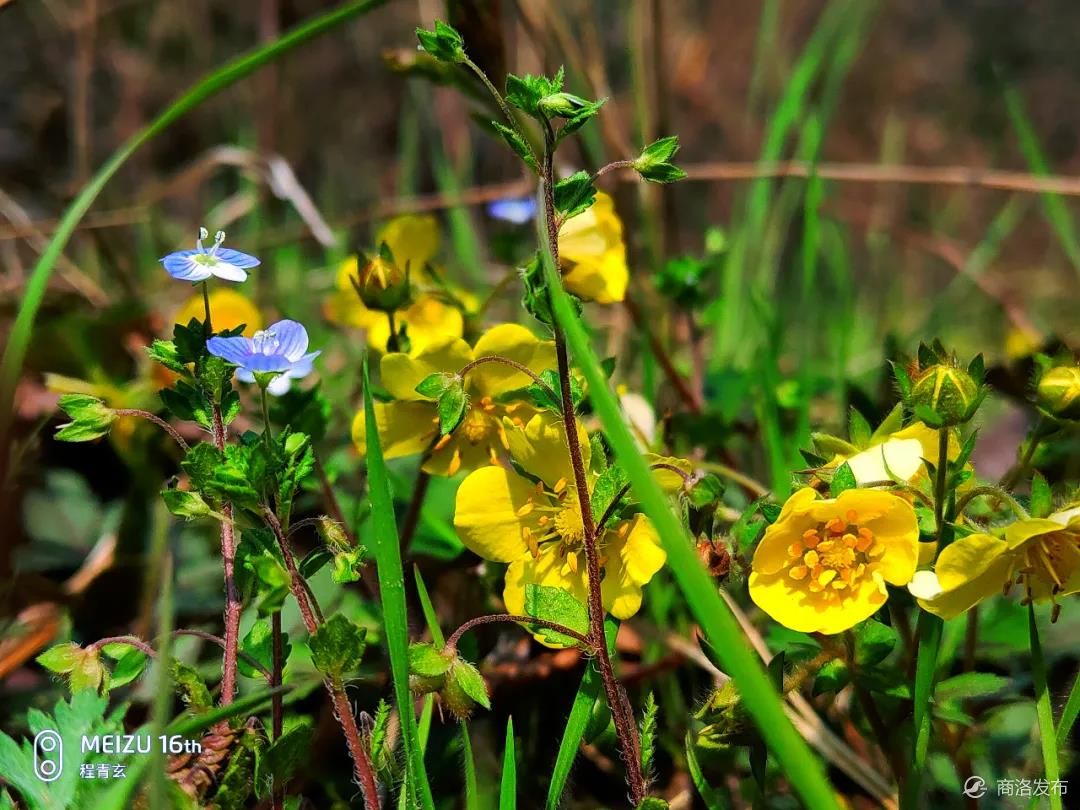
[862,496,919,585]
[600,514,665,619]
[351,401,435,460]
[558,192,628,304]
[752,490,820,576]
[469,324,556,395]
[364,295,464,355]
[376,214,440,273]
[380,338,472,401]
[845,437,925,485]
[421,436,495,477]
[563,254,628,304]
[502,412,583,489]
[918,533,1013,619]
[454,466,536,563]
[1004,518,1066,551]
[749,567,885,635]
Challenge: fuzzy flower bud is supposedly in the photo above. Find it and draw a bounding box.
[537,92,590,118]
[902,342,985,427]
[1037,365,1080,421]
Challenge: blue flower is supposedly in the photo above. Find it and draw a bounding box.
[486,197,537,225]
[207,319,320,396]
[161,228,261,283]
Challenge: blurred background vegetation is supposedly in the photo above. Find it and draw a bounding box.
[3,0,1080,806]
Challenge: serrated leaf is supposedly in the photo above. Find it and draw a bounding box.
[146,339,187,374]
[415,20,464,62]
[688,473,725,509]
[490,121,537,171]
[309,614,367,678]
[172,660,214,713]
[591,465,630,525]
[409,643,453,678]
[830,462,857,497]
[55,394,115,442]
[239,620,289,680]
[524,583,589,647]
[415,372,456,399]
[160,488,215,521]
[553,171,596,221]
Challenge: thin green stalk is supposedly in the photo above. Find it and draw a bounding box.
[1001,416,1049,490]
[500,718,516,810]
[1029,604,1064,810]
[539,237,839,810]
[363,357,435,810]
[1055,666,1080,749]
[201,280,213,335]
[0,0,388,449]
[147,505,173,810]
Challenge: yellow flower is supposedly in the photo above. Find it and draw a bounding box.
[174,288,261,336]
[323,214,463,352]
[352,324,555,476]
[558,192,628,304]
[748,488,920,634]
[835,422,955,487]
[909,508,1080,620]
[453,413,666,641]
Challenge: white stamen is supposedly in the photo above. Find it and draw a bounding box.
[211,230,226,255]
[197,226,209,251]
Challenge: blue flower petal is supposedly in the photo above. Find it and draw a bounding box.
[267,373,293,396]
[161,250,212,281]
[268,320,309,362]
[206,336,254,366]
[286,350,321,379]
[487,197,537,225]
[235,368,256,383]
[214,248,261,269]
[243,353,292,373]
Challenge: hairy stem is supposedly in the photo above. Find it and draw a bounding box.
[88,631,273,681]
[462,56,538,168]
[1000,416,1048,489]
[457,355,557,401]
[262,507,379,810]
[539,121,647,805]
[211,398,240,707]
[953,485,1029,520]
[444,614,593,655]
[111,409,190,450]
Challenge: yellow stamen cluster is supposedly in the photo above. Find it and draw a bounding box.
[1004,531,1080,621]
[784,509,886,602]
[514,477,597,563]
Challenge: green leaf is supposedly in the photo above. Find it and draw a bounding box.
[524,583,589,647]
[450,659,490,710]
[636,163,687,183]
[591,465,630,525]
[935,672,1012,701]
[409,643,452,678]
[172,660,214,713]
[490,122,538,172]
[854,620,898,667]
[870,403,905,443]
[685,733,727,809]
[255,718,313,798]
[415,372,456,399]
[55,394,115,442]
[437,380,468,435]
[415,20,465,63]
[521,368,582,414]
[239,620,289,680]
[829,462,857,497]
[637,135,680,166]
[309,614,367,678]
[1030,471,1053,518]
[160,487,216,521]
[556,98,606,140]
[505,72,561,117]
[553,171,596,221]
[848,407,873,447]
[146,339,187,374]
[811,432,859,458]
[812,659,850,695]
[37,643,83,674]
[107,647,148,690]
[688,473,725,509]
[639,692,659,775]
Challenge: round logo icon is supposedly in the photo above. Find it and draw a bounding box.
[33,730,63,782]
[963,775,988,799]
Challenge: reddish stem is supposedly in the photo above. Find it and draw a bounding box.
[210,404,240,707]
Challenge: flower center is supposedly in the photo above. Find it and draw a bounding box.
[460,397,498,444]
[252,329,280,355]
[1008,531,1080,620]
[784,510,885,601]
[554,504,585,543]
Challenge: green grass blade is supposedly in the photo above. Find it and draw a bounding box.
[413,564,446,646]
[540,245,838,810]
[500,718,516,810]
[1030,605,1063,810]
[1055,666,1080,750]
[460,721,480,810]
[545,619,617,809]
[364,355,435,810]
[906,612,942,808]
[148,504,173,809]
[1003,84,1080,279]
[0,0,388,445]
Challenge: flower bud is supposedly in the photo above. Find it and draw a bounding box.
[316,516,351,552]
[350,246,411,313]
[537,92,589,118]
[903,346,985,428]
[1037,365,1080,421]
